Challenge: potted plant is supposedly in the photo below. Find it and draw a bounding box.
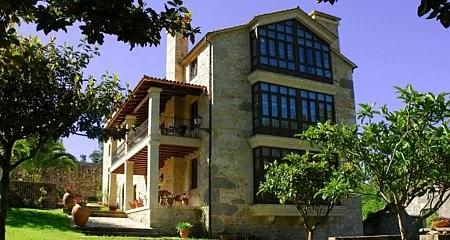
[432,217,450,228]
[176,221,193,238]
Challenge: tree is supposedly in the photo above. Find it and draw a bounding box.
[89,150,102,164]
[0,0,200,48]
[0,34,127,238]
[17,140,78,182]
[300,85,450,240]
[318,0,450,28]
[258,151,354,240]
[79,154,87,162]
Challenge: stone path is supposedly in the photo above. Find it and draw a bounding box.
[69,216,151,229]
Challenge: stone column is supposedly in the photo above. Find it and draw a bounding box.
[146,87,162,211]
[124,161,134,210]
[147,141,160,208]
[147,87,162,136]
[109,173,118,206]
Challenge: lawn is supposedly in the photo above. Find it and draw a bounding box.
[6,208,140,240]
[6,208,205,240]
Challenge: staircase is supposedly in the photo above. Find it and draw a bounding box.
[69,205,159,237]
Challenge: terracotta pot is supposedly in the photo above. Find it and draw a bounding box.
[432,220,450,228]
[63,191,75,210]
[182,199,189,206]
[179,229,190,238]
[72,204,90,226]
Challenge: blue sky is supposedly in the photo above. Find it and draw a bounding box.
[21,1,450,159]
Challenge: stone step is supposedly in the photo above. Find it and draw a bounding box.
[89,210,127,218]
[75,226,159,237]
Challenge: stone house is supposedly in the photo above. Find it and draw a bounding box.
[102,7,362,239]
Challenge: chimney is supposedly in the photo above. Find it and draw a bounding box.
[166,32,188,82]
[309,11,341,52]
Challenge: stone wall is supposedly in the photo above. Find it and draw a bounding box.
[8,181,57,208]
[43,162,102,199]
[329,236,401,240]
[127,206,204,237]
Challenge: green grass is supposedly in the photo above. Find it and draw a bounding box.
[6,208,140,240]
[5,208,208,240]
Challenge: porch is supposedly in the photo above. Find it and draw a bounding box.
[105,76,207,229]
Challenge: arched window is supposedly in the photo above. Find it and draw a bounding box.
[250,20,332,83]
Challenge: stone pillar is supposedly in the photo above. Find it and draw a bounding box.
[124,161,134,210]
[124,115,136,154]
[109,173,118,206]
[148,87,162,136]
[147,87,162,211]
[147,141,160,208]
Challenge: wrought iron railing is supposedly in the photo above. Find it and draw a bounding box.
[127,119,149,150]
[159,116,199,139]
[111,142,125,166]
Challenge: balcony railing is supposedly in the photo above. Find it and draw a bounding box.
[111,142,125,166]
[128,119,148,150]
[111,117,200,165]
[159,116,199,139]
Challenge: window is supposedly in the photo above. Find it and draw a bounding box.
[253,82,334,137]
[191,158,198,189]
[253,147,338,204]
[190,58,198,81]
[250,20,332,83]
[190,101,198,129]
[253,147,302,204]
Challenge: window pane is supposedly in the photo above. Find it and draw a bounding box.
[271,95,278,117]
[299,48,305,63]
[310,102,316,122]
[269,40,276,56]
[306,49,313,64]
[324,70,331,78]
[263,147,271,156]
[305,32,312,39]
[289,88,296,96]
[262,117,270,126]
[286,35,293,42]
[260,38,267,55]
[280,87,287,94]
[301,91,308,98]
[314,42,321,49]
[297,29,304,37]
[306,40,313,47]
[290,121,298,130]
[272,119,279,127]
[308,66,315,74]
[277,33,285,41]
[270,85,278,93]
[282,120,289,128]
[288,63,295,70]
[298,39,305,45]
[279,61,286,69]
[290,98,296,119]
[318,94,325,101]
[281,97,288,118]
[269,31,276,38]
[262,93,269,115]
[326,104,333,120]
[277,23,284,31]
[316,52,322,67]
[260,28,267,36]
[286,20,292,26]
[300,65,307,73]
[286,26,293,34]
[319,103,325,122]
[278,42,285,58]
[260,57,268,64]
[316,68,323,76]
[309,92,316,99]
[261,83,269,91]
[302,100,308,121]
[323,45,329,51]
[287,44,294,60]
[269,58,277,66]
[323,54,330,68]
[326,95,333,102]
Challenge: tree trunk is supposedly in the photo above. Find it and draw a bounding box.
[0,168,10,240]
[308,229,314,240]
[395,209,409,240]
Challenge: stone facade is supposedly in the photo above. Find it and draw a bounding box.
[104,7,362,239]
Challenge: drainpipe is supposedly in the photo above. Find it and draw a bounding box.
[205,35,213,239]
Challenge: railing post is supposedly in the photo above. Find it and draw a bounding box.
[124,115,136,154]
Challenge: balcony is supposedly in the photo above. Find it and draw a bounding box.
[111,116,200,166]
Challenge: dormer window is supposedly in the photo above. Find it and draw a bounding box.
[190,58,198,81]
[250,20,332,83]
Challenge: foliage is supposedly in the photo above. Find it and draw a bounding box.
[0,33,128,238]
[0,0,200,49]
[318,0,450,28]
[300,85,450,240]
[89,150,102,164]
[79,154,87,162]
[258,151,354,240]
[15,140,78,182]
[176,221,193,231]
[360,183,386,220]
